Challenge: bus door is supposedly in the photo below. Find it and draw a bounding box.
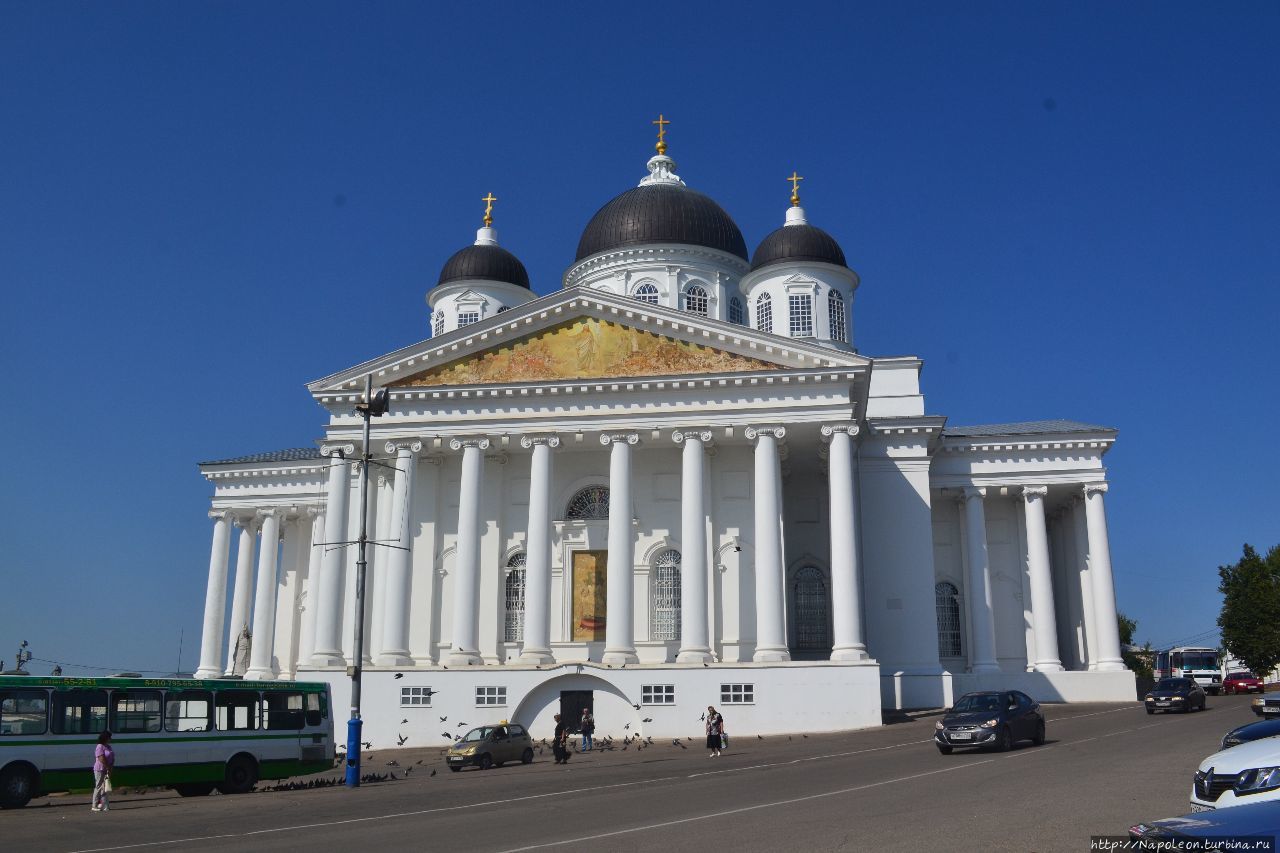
[262,691,309,762]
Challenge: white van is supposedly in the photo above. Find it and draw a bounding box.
[1190,737,1280,811]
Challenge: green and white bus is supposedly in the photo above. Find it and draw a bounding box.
[0,675,334,808]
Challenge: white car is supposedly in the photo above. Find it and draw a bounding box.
[1190,737,1280,811]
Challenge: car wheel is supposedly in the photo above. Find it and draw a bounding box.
[449,766,461,772]
[521,748,534,765]
[936,744,952,755]
[1033,721,1046,746]
[478,754,493,771]
[1146,708,1155,715]
[0,764,36,809]
[218,754,258,795]
[173,783,215,797]
[995,727,1012,752]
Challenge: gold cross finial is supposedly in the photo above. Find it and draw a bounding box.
[788,171,804,207]
[652,113,670,155]
[482,192,497,227]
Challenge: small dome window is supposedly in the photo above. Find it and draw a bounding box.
[633,281,659,304]
[433,311,445,336]
[828,291,847,343]
[682,284,709,316]
[788,294,813,337]
[728,296,744,325]
[755,293,773,333]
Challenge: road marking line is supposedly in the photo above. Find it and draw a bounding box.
[495,761,996,852]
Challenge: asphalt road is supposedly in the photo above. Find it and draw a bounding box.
[4,694,1266,853]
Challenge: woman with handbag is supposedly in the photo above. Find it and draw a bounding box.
[91,731,114,812]
[705,706,724,758]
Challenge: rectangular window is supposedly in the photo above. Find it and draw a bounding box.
[788,294,813,336]
[475,686,507,707]
[263,692,305,730]
[400,686,433,707]
[0,689,49,736]
[215,690,260,731]
[112,690,163,733]
[305,692,324,727]
[641,685,675,705]
[828,292,847,343]
[458,311,480,327]
[164,690,212,732]
[52,689,109,734]
[720,683,754,705]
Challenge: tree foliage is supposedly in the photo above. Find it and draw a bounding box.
[1118,612,1152,679]
[1218,544,1280,679]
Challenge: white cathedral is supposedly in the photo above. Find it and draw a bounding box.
[193,128,1135,743]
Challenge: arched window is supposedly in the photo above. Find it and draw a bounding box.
[565,486,610,520]
[633,282,659,304]
[935,582,962,658]
[728,296,744,325]
[788,294,814,336]
[793,566,830,650]
[504,553,527,642]
[828,290,847,343]
[433,310,445,336]
[682,284,709,316]
[756,293,773,333]
[650,549,682,641]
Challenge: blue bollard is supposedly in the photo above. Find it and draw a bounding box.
[345,717,362,787]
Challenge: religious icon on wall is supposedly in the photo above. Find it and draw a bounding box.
[572,550,607,641]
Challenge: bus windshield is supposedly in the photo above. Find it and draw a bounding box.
[1181,652,1217,670]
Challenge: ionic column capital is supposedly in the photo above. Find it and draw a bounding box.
[384,439,424,455]
[208,509,233,523]
[820,423,860,440]
[449,437,492,451]
[599,432,640,446]
[745,425,786,442]
[1021,485,1049,501]
[671,429,713,445]
[520,434,562,449]
[233,513,261,531]
[1082,482,1109,497]
[961,486,987,503]
[320,442,356,458]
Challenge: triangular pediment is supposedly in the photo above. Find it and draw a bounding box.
[400,317,780,386]
[308,288,869,394]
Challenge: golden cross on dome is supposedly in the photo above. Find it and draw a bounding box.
[652,113,670,155]
[482,192,497,227]
[788,171,804,207]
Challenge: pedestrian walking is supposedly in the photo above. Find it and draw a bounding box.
[705,706,724,757]
[579,708,595,752]
[552,714,571,764]
[92,731,114,811]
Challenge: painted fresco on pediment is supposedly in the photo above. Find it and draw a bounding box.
[401,318,778,386]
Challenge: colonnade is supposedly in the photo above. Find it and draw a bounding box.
[195,423,873,678]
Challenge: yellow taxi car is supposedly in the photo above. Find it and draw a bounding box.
[446,723,535,771]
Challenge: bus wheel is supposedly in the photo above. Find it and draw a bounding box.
[0,764,36,809]
[173,783,215,797]
[218,755,258,795]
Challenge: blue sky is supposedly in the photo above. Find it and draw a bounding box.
[2,2,1276,675]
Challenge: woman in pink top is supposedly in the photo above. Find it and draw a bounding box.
[92,731,114,812]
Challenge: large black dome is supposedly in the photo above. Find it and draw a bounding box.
[576,184,748,262]
[750,223,847,272]
[437,243,530,289]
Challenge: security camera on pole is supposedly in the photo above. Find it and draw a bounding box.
[345,374,389,788]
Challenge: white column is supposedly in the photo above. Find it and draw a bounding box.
[195,511,233,678]
[225,515,259,675]
[245,509,283,680]
[1022,486,1063,672]
[365,472,394,663]
[378,440,421,665]
[448,437,488,666]
[823,424,869,662]
[961,487,1000,673]
[272,515,308,680]
[601,432,640,665]
[1083,483,1126,671]
[518,435,558,664]
[674,430,713,664]
[1071,497,1096,670]
[296,509,324,668]
[747,426,790,662]
[311,444,353,666]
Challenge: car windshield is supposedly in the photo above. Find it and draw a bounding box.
[953,695,1003,713]
[460,726,495,743]
[1231,672,1256,679]
[1156,679,1187,690]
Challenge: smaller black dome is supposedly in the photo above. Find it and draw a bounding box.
[437,244,530,289]
[750,224,847,272]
